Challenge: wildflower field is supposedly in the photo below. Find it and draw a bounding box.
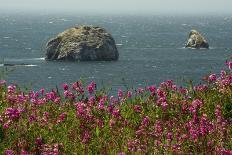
[0,62,231,154]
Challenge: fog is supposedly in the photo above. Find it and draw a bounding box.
[0,0,232,15]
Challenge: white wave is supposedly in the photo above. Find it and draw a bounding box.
[23,64,38,67]
[4,57,45,62]
[31,57,45,60]
[59,18,69,22]
[0,64,37,67]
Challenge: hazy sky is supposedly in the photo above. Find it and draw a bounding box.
[0,0,232,15]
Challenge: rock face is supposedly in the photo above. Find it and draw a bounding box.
[185,30,209,49]
[45,25,119,61]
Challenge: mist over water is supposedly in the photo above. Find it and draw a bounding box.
[0,14,231,92]
[0,0,232,15]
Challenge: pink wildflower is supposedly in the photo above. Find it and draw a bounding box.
[40,88,45,95]
[134,105,142,113]
[142,116,150,126]
[7,85,16,94]
[136,87,144,94]
[3,120,11,129]
[82,130,90,144]
[118,89,123,98]
[20,150,28,155]
[112,108,120,118]
[0,80,6,86]
[148,85,156,92]
[208,74,217,82]
[35,137,43,146]
[57,112,67,124]
[226,61,232,70]
[63,83,69,90]
[87,81,96,94]
[109,119,116,128]
[5,150,14,155]
[127,90,132,98]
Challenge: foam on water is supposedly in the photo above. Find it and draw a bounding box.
[3,57,45,62]
[0,64,37,67]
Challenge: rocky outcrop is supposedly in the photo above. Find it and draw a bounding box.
[185,30,209,49]
[45,25,119,61]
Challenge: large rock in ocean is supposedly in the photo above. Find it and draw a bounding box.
[45,25,119,61]
[185,30,209,49]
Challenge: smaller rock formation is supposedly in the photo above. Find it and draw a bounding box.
[185,30,209,49]
[45,25,119,61]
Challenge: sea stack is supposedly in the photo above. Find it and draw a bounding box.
[185,30,209,49]
[45,25,119,61]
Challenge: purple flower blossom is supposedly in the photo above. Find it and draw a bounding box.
[166,132,173,141]
[87,81,96,94]
[0,80,6,86]
[63,83,69,90]
[118,89,123,98]
[110,96,118,105]
[127,91,132,98]
[88,96,95,106]
[75,102,85,116]
[54,97,61,104]
[161,101,168,110]
[29,115,37,123]
[46,91,56,101]
[179,87,188,95]
[148,85,156,92]
[20,150,28,155]
[157,88,166,98]
[134,105,142,113]
[4,108,21,120]
[142,116,150,126]
[156,97,166,106]
[63,90,75,100]
[35,137,43,146]
[72,81,84,94]
[194,84,208,92]
[5,150,14,155]
[82,130,90,144]
[7,85,16,94]
[109,119,116,128]
[208,74,217,82]
[136,87,144,95]
[40,88,45,95]
[57,112,67,124]
[3,120,11,129]
[112,108,120,118]
[226,61,232,70]
[98,98,105,110]
[190,99,203,113]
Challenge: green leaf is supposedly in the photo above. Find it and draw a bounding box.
[96,126,100,137]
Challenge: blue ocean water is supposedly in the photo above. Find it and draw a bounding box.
[0,14,231,91]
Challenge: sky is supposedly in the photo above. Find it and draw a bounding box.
[0,0,232,15]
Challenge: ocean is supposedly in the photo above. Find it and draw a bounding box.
[0,14,231,92]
